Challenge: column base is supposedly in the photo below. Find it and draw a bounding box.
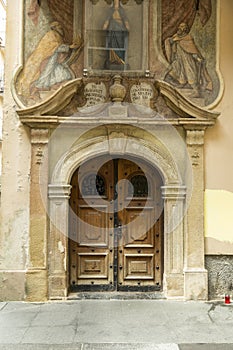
[163,273,184,298]
[25,269,48,301]
[48,274,68,300]
[184,268,208,300]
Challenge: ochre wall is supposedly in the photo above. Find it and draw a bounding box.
[205,0,233,253]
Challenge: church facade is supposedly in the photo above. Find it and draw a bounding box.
[0,0,232,301]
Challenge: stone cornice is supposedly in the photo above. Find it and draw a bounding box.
[18,116,216,130]
[16,78,220,129]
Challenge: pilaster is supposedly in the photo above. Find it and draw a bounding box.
[161,185,186,298]
[26,129,49,301]
[183,128,208,300]
[48,184,72,299]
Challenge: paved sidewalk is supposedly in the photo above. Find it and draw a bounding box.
[0,300,232,348]
[0,345,232,350]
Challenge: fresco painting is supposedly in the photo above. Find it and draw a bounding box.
[15,0,219,107]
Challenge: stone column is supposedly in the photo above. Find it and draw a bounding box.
[26,129,49,301]
[161,185,186,298]
[48,184,71,299]
[184,128,208,300]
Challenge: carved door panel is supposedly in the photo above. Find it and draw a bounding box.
[117,159,163,291]
[69,157,163,292]
[69,159,115,290]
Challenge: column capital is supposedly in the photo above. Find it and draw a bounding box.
[48,184,72,199]
[161,185,186,200]
[185,129,205,146]
[31,128,49,144]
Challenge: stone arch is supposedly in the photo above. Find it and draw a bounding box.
[51,131,182,187]
[48,127,187,299]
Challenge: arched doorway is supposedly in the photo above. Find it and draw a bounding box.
[68,155,164,292]
[48,126,188,299]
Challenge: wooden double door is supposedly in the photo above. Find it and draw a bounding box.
[69,157,163,292]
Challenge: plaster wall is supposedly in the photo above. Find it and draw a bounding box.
[204,0,233,254]
[0,94,2,178]
[0,0,5,186]
[0,0,30,300]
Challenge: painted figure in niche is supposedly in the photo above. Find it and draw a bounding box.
[103,0,129,70]
[162,0,212,46]
[27,0,41,26]
[27,0,74,44]
[162,0,213,97]
[17,21,65,100]
[30,37,83,100]
[164,22,212,97]
[17,20,83,104]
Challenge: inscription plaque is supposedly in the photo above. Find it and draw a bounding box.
[84,82,107,107]
[130,82,154,108]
